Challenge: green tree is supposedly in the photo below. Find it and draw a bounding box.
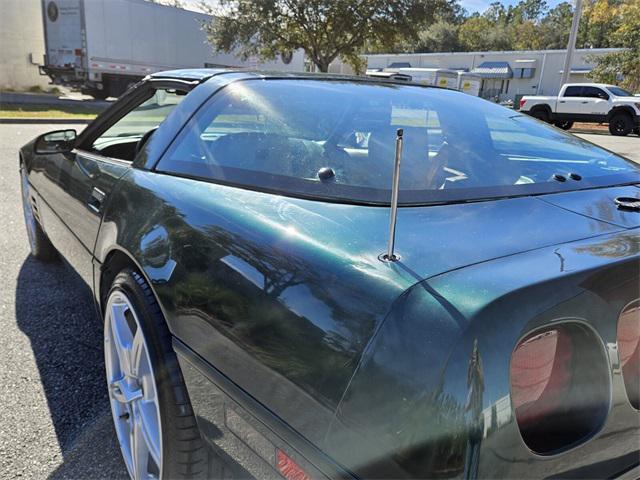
[199,0,443,73]
[588,0,640,92]
[416,21,461,52]
[578,0,623,48]
[512,20,545,50]
[512,0,548,21]
[458,15,510,51]
[411,0,466,53]
[539,2,573,49]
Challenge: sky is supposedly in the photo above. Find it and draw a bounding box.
[183,0,567,15]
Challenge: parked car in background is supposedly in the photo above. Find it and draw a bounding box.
[19,69,640,479]
[519,83,640,136]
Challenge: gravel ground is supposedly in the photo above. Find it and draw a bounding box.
[0,123,636,479]
[0,124,127,479]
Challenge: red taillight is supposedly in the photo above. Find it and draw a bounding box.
[618,303,639,409]
[519,98,527,109]
[511,323,610,454]
[510,329,573,426]
[276,449,311,480]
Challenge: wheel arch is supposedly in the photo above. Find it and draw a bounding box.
[530,103,552,115]
[98,247,157,317]
[607,105,635,121]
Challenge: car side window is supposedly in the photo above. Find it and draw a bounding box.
[90,88,186,162]
[563,86,583,97]
[582,87,609,100]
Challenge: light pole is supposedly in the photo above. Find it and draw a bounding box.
[560,0,583,87]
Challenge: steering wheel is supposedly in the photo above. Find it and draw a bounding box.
[135,127,158,157]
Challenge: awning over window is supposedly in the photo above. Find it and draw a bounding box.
[472,61,513,79]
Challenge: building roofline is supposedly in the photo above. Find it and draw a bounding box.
[365,47,624,57]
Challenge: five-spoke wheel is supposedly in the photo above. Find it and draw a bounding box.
[105,290,162,479]
[104,269,216,479]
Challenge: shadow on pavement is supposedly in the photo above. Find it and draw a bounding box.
[15,254,127,478]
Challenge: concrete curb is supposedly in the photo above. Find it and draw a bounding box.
[572,129,640,137]
[570,129,611,136]
[0,118,93,124]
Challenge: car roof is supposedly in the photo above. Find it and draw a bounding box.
[148,67,428,87]
[149,68,230,81]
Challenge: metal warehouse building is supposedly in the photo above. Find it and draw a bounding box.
[330,48,622,102]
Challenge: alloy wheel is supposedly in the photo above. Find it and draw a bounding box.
[105,290,163,479]
[611,119,625,135]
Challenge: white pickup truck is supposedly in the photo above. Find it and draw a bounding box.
[519,83,640,136]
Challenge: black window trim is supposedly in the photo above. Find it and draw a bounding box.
[154,159,640,207]
[74,78,198,166]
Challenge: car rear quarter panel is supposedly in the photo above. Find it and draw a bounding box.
[328,229,639,478]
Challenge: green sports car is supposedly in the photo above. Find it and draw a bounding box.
[19,69,640,479]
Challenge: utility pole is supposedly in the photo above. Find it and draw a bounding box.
[560,0,583,87]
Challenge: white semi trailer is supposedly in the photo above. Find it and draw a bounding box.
[40,0,303,98]
[391,68,460,90]
[457,72,481,96]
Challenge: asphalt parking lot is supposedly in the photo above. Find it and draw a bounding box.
[575,132,640,162]
[0,123,127,479]
[0,123,637,479]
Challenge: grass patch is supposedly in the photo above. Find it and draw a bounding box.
[0,104,100,120]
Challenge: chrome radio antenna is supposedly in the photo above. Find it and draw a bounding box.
[384,128,403,262]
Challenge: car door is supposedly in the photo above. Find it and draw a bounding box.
[556,85,585,117]
[38,82,189,284]
[581,86,610,118]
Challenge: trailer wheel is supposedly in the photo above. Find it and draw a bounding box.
[609,112,633,136]
[90,88,109,100]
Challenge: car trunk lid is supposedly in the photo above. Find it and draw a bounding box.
[538,185,640,229]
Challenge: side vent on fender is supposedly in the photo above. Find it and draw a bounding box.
[510,322,610,455]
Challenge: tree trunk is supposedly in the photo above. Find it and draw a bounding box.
[312,56,330,73]
[316,61,330,72]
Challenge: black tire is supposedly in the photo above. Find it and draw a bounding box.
[90,87,109,100]
[20,167,57,261]
[634,126,639,136]
[106,269,217,479]
[531,108,550,123]
[554,120,574,130]
[91,89,111,100]
[608,113,633,136]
